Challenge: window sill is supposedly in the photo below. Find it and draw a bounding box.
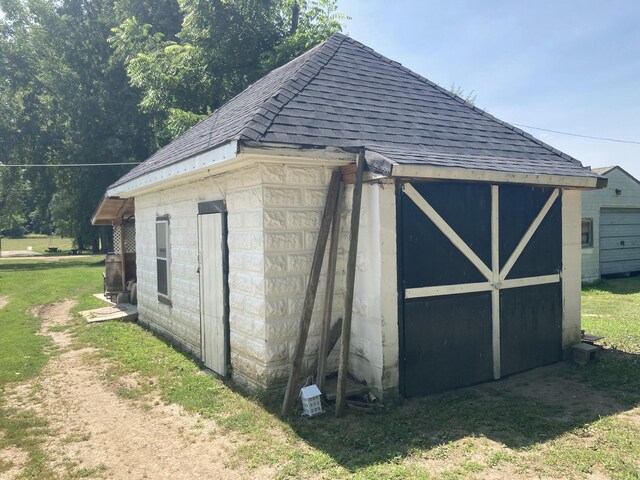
[158,295,172,307]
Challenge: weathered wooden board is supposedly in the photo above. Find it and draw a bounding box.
[402,292,493,396]
[499,283,562,377]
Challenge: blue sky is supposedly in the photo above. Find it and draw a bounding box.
[339,0,640,179]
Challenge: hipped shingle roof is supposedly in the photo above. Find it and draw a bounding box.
[111,33,598,189]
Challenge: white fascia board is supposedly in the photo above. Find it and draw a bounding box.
[107,142,357,198]
[106,141,239,197]
[391,164,601,189]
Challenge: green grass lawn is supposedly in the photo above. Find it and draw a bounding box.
[0,235,74,254]
[577,276,640,400]
[1,259,639,479]
[0,257,104,479]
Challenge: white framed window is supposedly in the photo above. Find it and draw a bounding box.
[581,218,593,248]
[156,216,170,303]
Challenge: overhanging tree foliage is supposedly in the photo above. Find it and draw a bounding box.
[0,0,346,249]
[112,0,346,144]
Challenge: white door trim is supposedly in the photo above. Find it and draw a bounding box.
[405,281,493,299]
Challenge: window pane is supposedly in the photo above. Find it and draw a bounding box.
[581,219,592,247]
[157,259,168,296]
[156,222,167,258]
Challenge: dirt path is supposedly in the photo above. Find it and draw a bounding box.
[0,296,8,309]
[5,301,273,479]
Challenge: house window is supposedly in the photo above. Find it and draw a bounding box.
[156,216,170,302]
[581,219,593,248]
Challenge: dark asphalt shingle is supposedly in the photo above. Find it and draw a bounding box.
[110,33,597,190]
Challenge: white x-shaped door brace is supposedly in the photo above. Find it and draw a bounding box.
[403,184,561,379]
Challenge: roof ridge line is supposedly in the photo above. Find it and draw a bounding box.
[239,33,348,142]
[341,37,585,168]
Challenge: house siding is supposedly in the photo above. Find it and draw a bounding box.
[134,165,266,388]
[259,166,395,393]
[134,160,393,392]
[346,180,398,393]
[581,169,640,282]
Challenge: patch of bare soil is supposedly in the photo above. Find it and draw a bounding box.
[0,444,29,480]
[6,301,273,479]
[477,363,628,418]
[29,300,76,349]
[620,406,640,428]
[0,296,8,310]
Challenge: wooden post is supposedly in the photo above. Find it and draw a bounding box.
[281,170,342,415]
[308,317,342,381]
[317,185,343,393]
[335,152,365,417]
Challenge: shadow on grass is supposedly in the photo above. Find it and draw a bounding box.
[271,350,640,471]
[124,318,640,472]
[583,273,640,295]
[0,258,104,272]
[85,316,640,473]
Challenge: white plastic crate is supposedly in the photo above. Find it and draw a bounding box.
[300,384,323,417]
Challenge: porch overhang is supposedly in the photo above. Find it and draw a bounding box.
[91,196,135,225]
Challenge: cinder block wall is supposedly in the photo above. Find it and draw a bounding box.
[259,164,345,387]
[342,181,398,393]
[134,161,393,391]
[259,166,396,393]
[134,165,267,389]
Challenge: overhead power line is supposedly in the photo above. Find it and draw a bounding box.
[0,162,141,167]
[1,123,638,170]
[512,123,640,145]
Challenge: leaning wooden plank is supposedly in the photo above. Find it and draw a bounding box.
[335,152,365,417]
[281,170,342,415]
[307,317,343,384]
[323,374,368,402]
[317,183,343,392]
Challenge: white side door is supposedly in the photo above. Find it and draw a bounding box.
[198,212,226,375]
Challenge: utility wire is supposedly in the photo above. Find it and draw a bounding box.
[1,124,638,169]
[512,123,640,145]
[0,162,141,167]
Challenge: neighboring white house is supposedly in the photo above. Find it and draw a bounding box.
[92,33,605,398]
[582,166,640,282]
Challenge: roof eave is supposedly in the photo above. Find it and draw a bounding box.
[91,196,134,225]
[388,163,605,189]
[106,141,240,198]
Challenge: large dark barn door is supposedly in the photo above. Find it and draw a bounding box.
[399,181,562,397]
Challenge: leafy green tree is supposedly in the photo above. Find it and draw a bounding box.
[111,0,347,142]
[0,0,155,249]
[0,0,347,249]
[0,169,29,236]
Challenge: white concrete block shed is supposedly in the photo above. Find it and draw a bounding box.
[93,33,606,398]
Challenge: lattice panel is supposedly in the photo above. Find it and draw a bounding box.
[123,222,136,253]
[113,225,122,254]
